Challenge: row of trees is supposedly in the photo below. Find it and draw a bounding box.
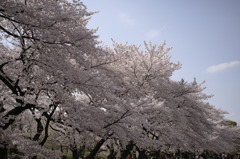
[0,0,239,159]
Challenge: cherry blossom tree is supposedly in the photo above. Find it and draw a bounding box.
[0,0,115,158]
[103,41,240,157]
[0,0,239,159]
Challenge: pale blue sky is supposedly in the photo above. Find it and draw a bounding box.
[81,0,240,124]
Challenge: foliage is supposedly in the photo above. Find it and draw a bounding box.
[225,120,237,127]
[0,0,240,158]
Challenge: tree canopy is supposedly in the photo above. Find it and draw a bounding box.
[0,0,239,159]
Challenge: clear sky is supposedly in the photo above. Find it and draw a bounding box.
[81,0,240,125]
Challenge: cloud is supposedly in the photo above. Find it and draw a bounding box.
[146,25,166,40]
[146,30,161,39]
[118,13,136,27]
[206,61,240,73]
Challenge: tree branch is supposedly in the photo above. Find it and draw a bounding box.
[103,109,131,129]
[2,103,35,130]
[40,104,57,146]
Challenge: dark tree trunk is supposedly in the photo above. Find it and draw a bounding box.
[79,146,85,159]
[72,148,79,159]
[31,156,37,159]
[151,150,160,159]
[40,105,57,147]
[86,138,105,159]
[138,149,148,159]
[70,145,85,159]
[70,141,79,159]
[135,146,148,159]
[33,118,43,141]
[60,145,67,159]
[120,141,135,159]
[107,148,117,159]
[0,146,8,159]
[31,118,44,159]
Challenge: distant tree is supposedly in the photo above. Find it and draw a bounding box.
[225,120,237,127]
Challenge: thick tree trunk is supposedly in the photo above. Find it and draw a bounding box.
[79,146,85,159]
[86,138,105,159]
[31,156,37,159]
[70,145,85,159]
[40,105,57,147]
[60,145,67,159]
[72,148,79,159]
[135,146,148,159]
[33,118,43,141]
[107,148,117,159]
[151,150,160,159]
[0,146,8,159]
[70,142,79,159]
[138,149,147,159]
[120,141,135,159]
[31,118,44,159]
